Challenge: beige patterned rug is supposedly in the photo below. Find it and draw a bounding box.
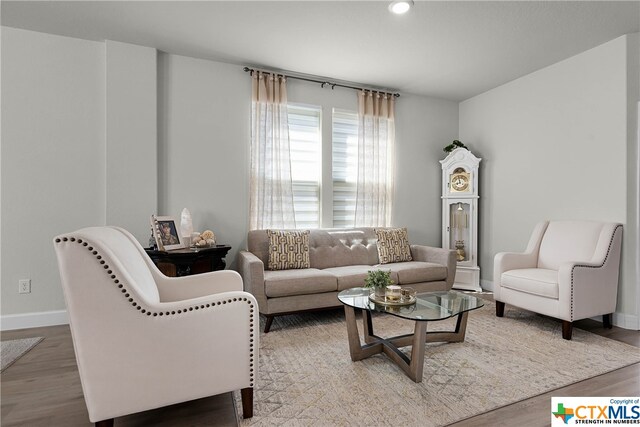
[234,301,640,426]
[1,337,44,372]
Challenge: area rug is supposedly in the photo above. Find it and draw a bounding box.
[234,301,640,426]
[1,337,44,372]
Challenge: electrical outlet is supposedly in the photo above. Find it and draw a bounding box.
[18,279,31,294]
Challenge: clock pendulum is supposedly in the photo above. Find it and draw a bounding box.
[455,241,466,262]
[453,203,467,261]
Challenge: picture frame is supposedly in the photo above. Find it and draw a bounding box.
[151,215,185,251]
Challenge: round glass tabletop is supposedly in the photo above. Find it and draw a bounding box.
[337,287,485,322]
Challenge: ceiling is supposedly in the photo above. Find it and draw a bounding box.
[2,1,638,101]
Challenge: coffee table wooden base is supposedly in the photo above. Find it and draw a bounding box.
[343,306,469,383]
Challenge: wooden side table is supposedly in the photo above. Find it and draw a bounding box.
[145,245,232,277]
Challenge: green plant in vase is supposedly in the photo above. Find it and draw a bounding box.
[364,269,394,298]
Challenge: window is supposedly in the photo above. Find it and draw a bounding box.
[332,109,359,228]
[286,105,359,229]
[288,104,321,229]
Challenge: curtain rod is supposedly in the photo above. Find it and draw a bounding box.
[243,66,400,98]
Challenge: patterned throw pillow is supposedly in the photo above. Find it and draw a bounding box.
[375,228,413,264]
[267,230,311,270]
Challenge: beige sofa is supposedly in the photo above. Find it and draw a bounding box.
[237,227,456,332]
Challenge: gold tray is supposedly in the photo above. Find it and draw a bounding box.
[369,293,416,307]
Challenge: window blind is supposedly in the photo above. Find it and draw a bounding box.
[332,109,359,228]
[288,104,322,229]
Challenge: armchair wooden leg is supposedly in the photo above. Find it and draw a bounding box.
[562,321,573,340]
[496,301,505,317]
[264,315,274,333]
[603,313,613,329]
[241,387,254,419]
[95,419,114,427]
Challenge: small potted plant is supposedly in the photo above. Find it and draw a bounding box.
[443,139,468,153]
[364,269,394,299]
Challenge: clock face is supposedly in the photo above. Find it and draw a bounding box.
[451,172,470,192]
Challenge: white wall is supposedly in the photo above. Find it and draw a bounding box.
[394,94,459,245]
[106,41,158,244]
[1,29,457,325]
[7,24,632,328]
[1,27,106,316]
[459,35,638,323]
[626,34,639,326]
[157,53,251,266]
[158,53,459,267]
[0,29,159,326]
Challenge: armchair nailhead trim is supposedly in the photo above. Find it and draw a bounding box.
[569,224,622,321]
[56,236,258,386]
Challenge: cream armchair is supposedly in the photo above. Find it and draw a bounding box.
[53,226,258,426]
[494,220,622,340]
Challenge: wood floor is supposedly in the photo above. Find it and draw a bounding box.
[2,305,639,426]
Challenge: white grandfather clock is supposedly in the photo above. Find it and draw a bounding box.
[440,148,481,292]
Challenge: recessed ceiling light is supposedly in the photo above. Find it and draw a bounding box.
[389,0,414,15]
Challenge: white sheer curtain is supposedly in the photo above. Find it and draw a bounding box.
[249,72,296,230]
[354,90,395,227]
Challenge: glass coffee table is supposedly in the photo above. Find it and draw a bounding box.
[337,287,485,383]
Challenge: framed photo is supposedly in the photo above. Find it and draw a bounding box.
[151,215,185,251]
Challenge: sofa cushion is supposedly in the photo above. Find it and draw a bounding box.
[309,229,379,269]
[264,269,337,297]
[501,268,559,299]
[249,227,401,269]
[375,228,413,264]
[385,261,447,284]
[267,230,310,271]
[323,265,400,291]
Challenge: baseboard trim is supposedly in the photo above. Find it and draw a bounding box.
[612,312,640,330]
[1,303,637,332]
[480,279,494,292]
[1,310,69,331]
